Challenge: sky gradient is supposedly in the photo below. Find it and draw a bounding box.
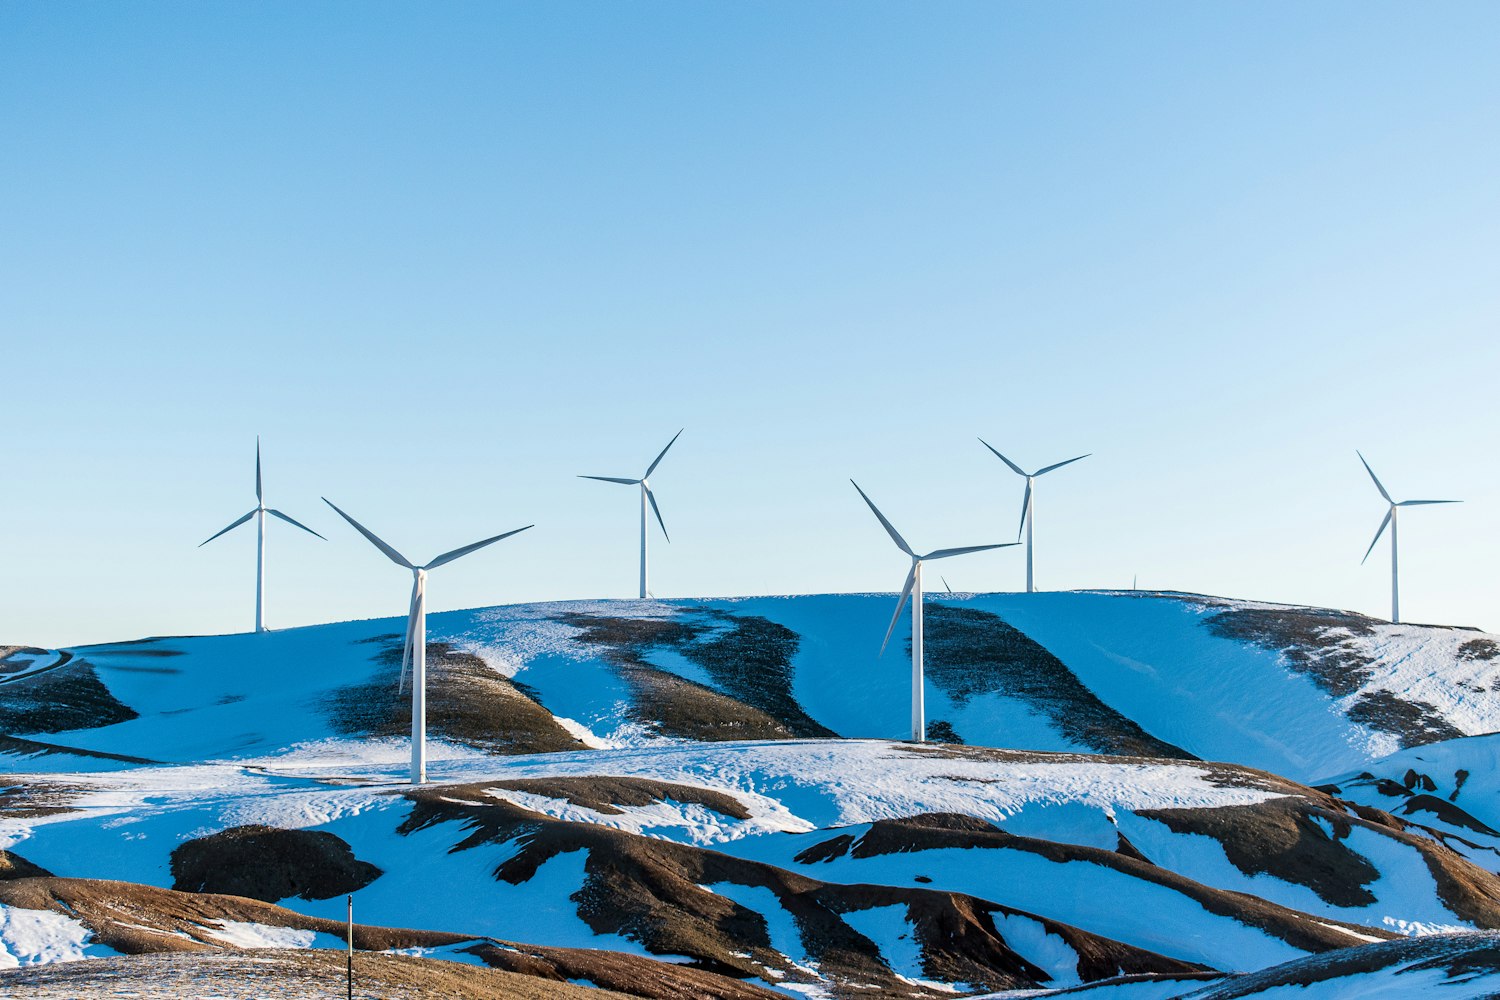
[4,1,1498,646]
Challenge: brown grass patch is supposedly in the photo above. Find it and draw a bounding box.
[493,776,752,820]
[171,824,382,902]
[396,784,1208,996]
[920,603,1194,758]
[558,610,835,741]
[0,657,138,734]
[325,638,586,755]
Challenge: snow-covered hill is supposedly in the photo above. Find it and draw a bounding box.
[2,590,1498,997]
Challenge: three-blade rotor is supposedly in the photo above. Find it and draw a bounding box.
[579,429,683,542]
[851,480,1015,653]
[978,440,1089,540]
[1356,452,1460,564]
[199,439,325,547]
[321,498,533,688]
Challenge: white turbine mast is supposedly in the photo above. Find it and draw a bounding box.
[1357,452,1458,625]
[851,481,1014,742]
[199,437,325,633]
[979,440,1089,593]
[580,429,683,599]
[322,499,532,784]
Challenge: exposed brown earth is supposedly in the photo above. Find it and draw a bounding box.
[794,812,1404,953]
[921,603,1195,758]
[1396,794,1500,837]
[398,783,1208,996]
[1202,606,1381,698]
[0,950,629,1000]
[558,609,835,740]
[1202,606,1466,748]
[0,876,782,1000]
[0,848,51,879]
[0,646,52,676]
[171,824,383,902]
[1181,932,1500,999]
[0,657,138,734]
[493,775,753,819]
[325,637,587,755]
[1136,797,1385,907]
[1458,638,1500,661]
[0,773,79,819]
[1345,689,1465,747]
[0,733,158,764]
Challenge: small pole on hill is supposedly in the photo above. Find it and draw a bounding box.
[346,894,354,1000]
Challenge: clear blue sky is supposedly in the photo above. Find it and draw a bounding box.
[4,2,1497,646]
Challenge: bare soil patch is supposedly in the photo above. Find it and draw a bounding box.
[0,949,631,1000]
[558,609,835,741]
[920,603,1194,758]
[0,657,137,734]
[0,848,51,879]
[795,811,1403,952]
[325,638,586,755]
[397,784,1208,996]
[1183,932,1500,999]
[0,876,777,1000]
[170,824,383,902]
[493,775,752,819]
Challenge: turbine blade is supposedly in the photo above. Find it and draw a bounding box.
[1361,509,1392,565]
[1034,453,1090,476]
[880,565,918,655]
[267,509,326,540]
[1017,481,1032,541]
[198,509,256,547]
[1396,499,1461,506]
[978,438,1026,477]
[424,524,534,569]
[579,476,640,485]
[1357,452,1392,503]
[850,480,915,556]
[399,577,420,694]
[644,428,684,479]
[255,437,263,504]
[941,576,952,594]
[923,542,1018,561]
[646,486,670,543]
[321,499,414,569]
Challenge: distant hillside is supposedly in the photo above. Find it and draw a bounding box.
[4,591,1497,779]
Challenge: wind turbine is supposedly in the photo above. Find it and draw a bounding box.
[580,429,682,599]
[979,440,1089,593]
[322,499,532,784]
[1357,452,1458,625]
[851,481,1014,742]
[199,438,325,633]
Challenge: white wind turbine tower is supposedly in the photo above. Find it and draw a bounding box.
[322,499,532,784]
[1357,452,1459,625]
[852,481,1015,742]
[199,438,325,633]
[580,429,682,599]
[979,440,1089,593]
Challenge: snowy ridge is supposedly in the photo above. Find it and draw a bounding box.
[2,591,1498,997]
